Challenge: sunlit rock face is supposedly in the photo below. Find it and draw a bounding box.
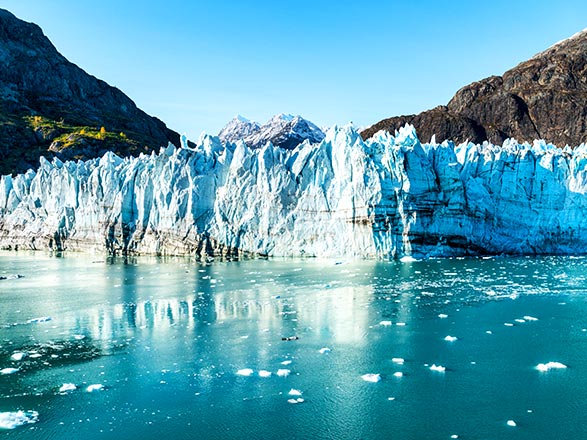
[1,124,587,258]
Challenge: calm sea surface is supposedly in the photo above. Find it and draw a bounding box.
[0,252,586,439]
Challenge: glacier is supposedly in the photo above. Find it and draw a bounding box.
[1,124,587,259]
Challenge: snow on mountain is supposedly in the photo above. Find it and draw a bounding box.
[1,124,587,259]
[218,114,325,150]
[217,115,260,144]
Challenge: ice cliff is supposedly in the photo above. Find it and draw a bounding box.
[1,124,587,258]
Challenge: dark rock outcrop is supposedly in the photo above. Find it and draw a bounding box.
[0,8,181,175]
[362,29,587,146]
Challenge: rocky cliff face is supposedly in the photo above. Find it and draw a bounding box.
[0,8,181,176]
[362,29,587,147]
[1,125,587,259]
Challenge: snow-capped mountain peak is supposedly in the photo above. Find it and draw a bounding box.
[217,113,325,150]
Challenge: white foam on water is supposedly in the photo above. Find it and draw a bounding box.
[429,364,446,373]
[0,368,19,375]
[288,389,302,396]
[236,368,254,376]
[361,373,381,382]
[276,369,291,377]
[258,370,271,378]
[59,383,77,393]
[536,361,567,372]
[86,384,104,392]
[0,411,39,430]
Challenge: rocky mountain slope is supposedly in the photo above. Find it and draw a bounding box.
[362,29,587,146]
[2,125,586,258]
[218,114,325,149]
[0,8,181,175]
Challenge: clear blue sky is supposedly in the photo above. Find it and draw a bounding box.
[5,1,587,141]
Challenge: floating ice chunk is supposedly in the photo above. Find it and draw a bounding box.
[86,384,104,392]
[523,316,539,321]
[29,354,42,359]
[27,316,52,324]
[361,373,381,382]
[536,362,567,372]
[387,397,396,401]
[319,347,331,354]
[429,364,446,373]
[504,323,514,327]
[73,335,86,340]
[287,398,304,404]
[280,360,292,366]
[444,336,458,342]
[10,352,26,361]
[236,368,254,376]
[400,256,418,263]
[276,369,291,377]
[59,383,77,393]
[258,370,271,378]
[506,420,517,427]
[438,314,448,319]
[450,436,459,439]
[515,319,526,323]
[379,320,393,326]
[396,322,406,326]
[392,358,405,365]
[0,411,39,430]
[393,372,403,378]
[486,330,493,334]
[0,368,19,375]
[288,389,302,396]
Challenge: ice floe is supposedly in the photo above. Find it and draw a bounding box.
[0,411,38,430]
[506,420,517,427]
[523,316,539,321]
[86,384,104,392]
[393,372,403,378]
[288,389,302,396]
[429,364,446,373]
[0,368,19,375]
[361,373,381,382]
[236,368,254,376]
[392,358,405,365]
[59,383,77,393]
[438,314,448,319]
[258,370,271,378]
[10,352,26,361]
[379,320,393,326]
[287,398,304,404]
[319,347,331,354]
[536,362,567,372]
[276,369,291,377]
[444,335,458,342]
[280,360,292,366]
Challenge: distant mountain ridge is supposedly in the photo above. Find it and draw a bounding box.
[0,8,181,175]
[362,29,587,147]
[218,114,325,149]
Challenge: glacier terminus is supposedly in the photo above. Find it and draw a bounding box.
[1,123,587,259]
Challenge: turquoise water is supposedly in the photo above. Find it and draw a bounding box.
[1,252,587,439]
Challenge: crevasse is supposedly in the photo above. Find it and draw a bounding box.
[1,124,587,258]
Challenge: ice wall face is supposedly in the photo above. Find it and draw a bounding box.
[2,125,587,258]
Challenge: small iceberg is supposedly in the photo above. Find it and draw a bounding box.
[0,368,19,375]
[429,364,446,373]
[506,420,517,427]
[258,370,271,378]
[0,411,39,430]
[86,384,104,392]
[59,383,77,393]
[10,352,26,361]
[444,336,458,342]
[361,373,381,382]
[319,347,331,354]
[288,389,302,396]
[536,362,567,372]
[276,369,291,377]
[236,368,254,376]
